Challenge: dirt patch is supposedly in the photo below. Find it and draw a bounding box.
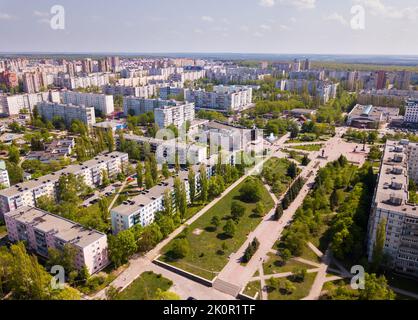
[193,228,203,236]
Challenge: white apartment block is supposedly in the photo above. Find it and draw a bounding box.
[154,102,195,128]
[159,86,184,100]
[122,134,207,166]
[54,73,112,90]
[0,160,10,188]
[123,97,174,116]
[111,164,214,234]
[103,84,157,98]
[367,140,418,278]
[0,152,129,218]
[170,70,206,83]
[184,85,253,112]
[37,102,96,127]
[60,91,115,116]
[405,99,418,124]
[0,91,60,116]
[5,206,109,274]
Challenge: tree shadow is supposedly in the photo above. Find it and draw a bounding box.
[205,226,217,233]
[217,233,231,241]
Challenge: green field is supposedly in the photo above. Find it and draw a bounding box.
[243,281,261,299]
[116,271,173,300]
[160,177,275,280]
[263,253,314,275]
[289,144,324,152]
[267,272,317,300]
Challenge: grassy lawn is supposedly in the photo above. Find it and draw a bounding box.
[116,271,173,300]
[160,177,275,281]
[275,240,322,264]
[289,144,324,152]
[243,281,261,299]
[286,135,330,144]
[263,253,314,275]
[267,272,317,300]
[261,157,295,197]
[185,201,206,220]
[0,225,6,237]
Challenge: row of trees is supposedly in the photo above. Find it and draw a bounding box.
[242,238,260,263]
[282,177,305,210]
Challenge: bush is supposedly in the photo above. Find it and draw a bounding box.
[239,179,262,203]
[242,238,260,263]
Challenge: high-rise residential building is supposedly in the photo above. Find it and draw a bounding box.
[5,206,109,274]
[159,86,184,100]
[66,62,76,77]
[376,71,387,90]
[60,91,115,116]
[0,160,10,188]
[0,151,129,218]
[292,59,301,72]
[154,102,195,128]
[37,102,96,127]
[397,71,411,90]
[110,56,120,72]
[367,140,418,278]
[123,97,174,116]
[184,85,253,112]
[0,71,19,89]
[99,59,110,73]
[82,58,94,74]
[23,72,42,93]
[405,99,418,124]
[303,59,311,70]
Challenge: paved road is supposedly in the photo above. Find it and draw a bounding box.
[213,128,370,295]
[93,134,291,300]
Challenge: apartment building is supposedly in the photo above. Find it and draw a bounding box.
[0,152,129,218]
[0,91,60,116]
[154,102,195,128]
[60,91,115,116]
[103,84,157,98]
[405,99,418,124]
[184,85,253,112]
[111,165,214,234]
[0,160,10,188]
[37,102,96,127]
[276,79,339,103]
[123,97,171,116]
[159,86,184,100]
[5,206,109,274]
[122,134,207,165]
[0,71,18,88]
[54,73,111,90]
[367,140,418,278]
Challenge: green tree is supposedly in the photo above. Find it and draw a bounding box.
[359,274,395,300]
[169,238,190,259]
[162,162,170,179]
[239,179,262,203]
[371,218,387,272]
[108,230,138,267]
[199,165,209,203]
[231,201,245,222]
[223,219,236,238]
[136,162,143,188]
[254,201,266,216]
[8,145,20,164]
[188,167,196,204]
[211,216,221,230]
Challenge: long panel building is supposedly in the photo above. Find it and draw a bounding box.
[0,152,129,218]
[60,91,115,116]
[37,101,96,127]
[367,140,418,277]
[5,206,109,274]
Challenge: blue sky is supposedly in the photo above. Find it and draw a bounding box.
[0,0,418,55]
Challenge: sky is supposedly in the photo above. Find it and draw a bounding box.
[0,0,418,55]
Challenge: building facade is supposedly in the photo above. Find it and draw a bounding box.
[405,99,418,124]
[60,91,114,116]
[5,206,109,274]
[37,102,96,127]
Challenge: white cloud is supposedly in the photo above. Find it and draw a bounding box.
[253,31,264,37]
[259,0,275,7]
[279,24,291,30]
[194,28,203,34]
[240,25,250,32]
[324,12,348,25]
[353,0,418,20]
[290,17,297,23]
[201,16,214,22]
[0,12,15,20]
[221,18,231,25]
[260,24,271,31]
[278,0,316,10]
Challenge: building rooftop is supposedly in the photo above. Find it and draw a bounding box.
[5,206,106,248]
[0,151,127,198]
[374,140,418,216]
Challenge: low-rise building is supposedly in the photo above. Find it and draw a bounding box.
[26,138,75,163]
[5,206,109,274]
[347,104,400,129]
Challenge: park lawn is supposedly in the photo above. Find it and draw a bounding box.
[244,281,261,299]
[290,144,324,152]
[185,201,206,220]
[267,272,317,300]
[299,244,322,264]
[160,177,275,281]
[263,253,314,275]
[116,271,173,300]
